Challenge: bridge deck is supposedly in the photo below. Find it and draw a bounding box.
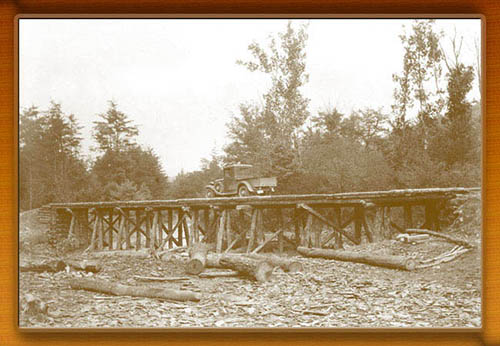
[49,187,479,209]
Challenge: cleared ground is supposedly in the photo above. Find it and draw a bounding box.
[18,209,481,329]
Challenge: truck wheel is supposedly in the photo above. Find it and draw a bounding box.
[238,185,250,197]
[206,189,216,198]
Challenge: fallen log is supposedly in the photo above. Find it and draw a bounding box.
[242,253,303,272]
[218,256,274,282]
[198,270,239,278]
[297,247,417,271]
[20,259,66,273]
[405,229,474,248]
[133,275,191,282]
[64,259,101,273]
[186,243,209,275]
[88,250,150,258]
[69,277,202,302]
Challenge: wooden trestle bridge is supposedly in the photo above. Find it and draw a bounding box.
[48,187,480,254]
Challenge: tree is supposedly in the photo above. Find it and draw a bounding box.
[392,20,445,127]
[93,101,139,153]
[19,102,88,209]
[229,21,310,179]
[89,101,168,201]
[167,155,222,199]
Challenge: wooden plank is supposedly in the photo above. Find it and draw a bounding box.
[124,209,131,250]
[299,204,358,245]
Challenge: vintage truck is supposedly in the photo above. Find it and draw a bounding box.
[205,164,277,198]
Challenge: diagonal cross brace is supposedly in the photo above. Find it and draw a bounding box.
[298,203,359,245]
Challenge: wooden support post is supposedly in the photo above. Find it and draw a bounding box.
[90,210,99,250]
[67,211,76,239]
[246,209,258,253]
[362,209,374,243]
[216,210,226,253]
[157,210,163,248]
[124,209,131,250]
[354,206,362,244]
[204,209,209,242]
[145,209,151,249]
[304,214,313,247]
[168,209,173,249]
[278,209,284,253]
[424,202,438,231]
[97,210,104,250]
[151,210,159,249]
[183,218,190,247]
[225,210,232,250]
[116,209,123,250]
[135,210,142,250]
[192,210,199,244]
[108,209,114,250]
[404,205,413,230]
[334,207,343,249]
[293,208,301,246]
[256,209,264,245]
[177,211,184,247]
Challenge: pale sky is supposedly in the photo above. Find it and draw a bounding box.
[19,18,481,177]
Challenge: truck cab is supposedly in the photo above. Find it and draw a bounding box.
[205,164,277,198]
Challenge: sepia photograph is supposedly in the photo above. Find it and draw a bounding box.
[17,17,482,329]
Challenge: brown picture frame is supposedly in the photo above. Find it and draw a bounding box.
[1,1,496,345]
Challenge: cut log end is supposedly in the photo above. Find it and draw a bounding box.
[287,261,304,273]
[255,261,274,282]
[186,259,205,275]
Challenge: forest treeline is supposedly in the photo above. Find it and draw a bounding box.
[19,20,481,210]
